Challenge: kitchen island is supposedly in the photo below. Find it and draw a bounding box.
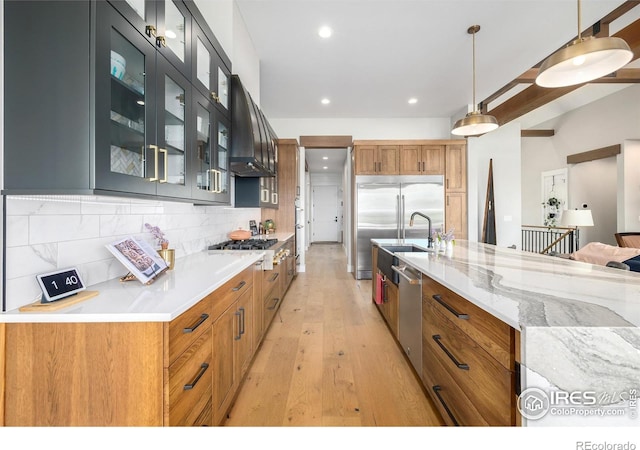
[0,235,294,426]
[373,238,640,426]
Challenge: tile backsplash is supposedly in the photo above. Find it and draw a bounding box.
[3,195,260,311]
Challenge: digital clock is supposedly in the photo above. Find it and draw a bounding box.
[36,267,86,303]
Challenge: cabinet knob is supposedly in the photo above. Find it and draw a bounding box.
[156,36,166,48]
[145,25,157,37]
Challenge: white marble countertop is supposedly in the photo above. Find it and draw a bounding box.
[374,239,640,426]
[374,239,640,329]
[0,250,265,323]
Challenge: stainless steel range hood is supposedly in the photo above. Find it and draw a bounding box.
[230,75,277,177]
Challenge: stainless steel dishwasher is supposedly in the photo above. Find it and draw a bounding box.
[392,263,422,373]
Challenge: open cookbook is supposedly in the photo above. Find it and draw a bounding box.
[106,236,168,284]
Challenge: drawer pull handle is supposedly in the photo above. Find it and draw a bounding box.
[267,298,280,310]
[184,363,209,390]
[232,280,247,292]
[269,273,279,282]
[239,307,246,336]
[183,313,209,333]
[432,335,469,370]
[432,386,459,426]
[234,311,242,340]
[432,294,469,320]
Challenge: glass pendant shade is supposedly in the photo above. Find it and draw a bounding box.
[451,110,499,137]
[536,36,632,87]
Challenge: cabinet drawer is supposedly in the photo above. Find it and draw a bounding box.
[422,337,488,426]
[168,327,213,426]
[168,295,212,365]
[212,266,253,321]
[262,266,281,291]
[263,290,281,329]
[422,275,512,369]
[423,299,513,426]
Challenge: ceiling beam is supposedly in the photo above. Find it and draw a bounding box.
[488,16,640,127]
[299,135,353,148]
[514,68,640,84]
[566,144,621,164]
[521,129,555,137]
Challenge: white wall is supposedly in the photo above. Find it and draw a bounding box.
[269,117,451,141]
[618,140,640,232]
[193,0,233,60]
[468,122,522,248]
[521,85,640,245]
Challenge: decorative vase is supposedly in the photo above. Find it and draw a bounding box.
[158,248,175,270]
[445,241,454,255]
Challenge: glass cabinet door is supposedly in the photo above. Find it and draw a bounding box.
[95,2,158,195]
[191,89,230,204]
[156,0,191,78]
[192,22,230,116]
[108,0,158,48]
[215,117,230,201]
[156,59,191,198]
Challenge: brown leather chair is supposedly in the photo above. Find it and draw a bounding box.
[615,232,640,248]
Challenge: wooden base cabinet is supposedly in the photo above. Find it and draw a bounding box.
[2,264,261,427]
[421,274,517,426]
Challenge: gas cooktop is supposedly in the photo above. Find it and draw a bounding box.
[208,238,278,251]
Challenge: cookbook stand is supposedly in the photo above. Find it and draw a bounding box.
[119,266,169,285]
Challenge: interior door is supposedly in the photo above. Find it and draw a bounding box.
[312,185,340,242]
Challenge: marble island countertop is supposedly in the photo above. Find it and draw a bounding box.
[0,250,265,323]
[374,239,640,426]
[374,238,640,329]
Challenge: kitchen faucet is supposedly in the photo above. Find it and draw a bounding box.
[409,212,433,247]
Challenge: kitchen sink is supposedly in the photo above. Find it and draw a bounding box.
[377,245,428,284]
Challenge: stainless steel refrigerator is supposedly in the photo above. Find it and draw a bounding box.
[354,175,444,279]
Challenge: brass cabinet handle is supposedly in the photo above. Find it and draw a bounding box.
[183,363,209,390]
[156,36,166,48]
[432,386,460,426]
[232,280,246,292]
[145,25,157,37]
[147,144,159,181]
[432,294,469,320]
[183,313,209,334]
[432,335,469,370]
[210,91,219,102]
[158,148,168,183]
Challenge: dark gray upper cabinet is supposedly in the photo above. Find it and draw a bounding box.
[3,0,230,205]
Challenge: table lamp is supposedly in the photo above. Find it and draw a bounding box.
[560,209,594,250]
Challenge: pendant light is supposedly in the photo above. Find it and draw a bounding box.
[451,25,499,137]
[536,0,632,88]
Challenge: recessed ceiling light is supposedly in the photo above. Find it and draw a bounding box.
[323,166,328,170]
[322,156,329,160]
[321,98,330,105]
[318,26,333,39]
[408,98,418,104]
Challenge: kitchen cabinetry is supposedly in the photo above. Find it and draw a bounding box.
[211,266,254,425]
[191,21,230,116]
[3,0,231,204]
[354,145,399,175]
[262,139,299,232]
[371,247,399,337]
[421,275,516,426]
[444,144,467,239]
[399,145,445,175]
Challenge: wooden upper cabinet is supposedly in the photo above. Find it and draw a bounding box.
[377,145,399,175]
[445,144,467,192]
[400,145,445,175]
[445,192,467,240]
[354,145,398,175]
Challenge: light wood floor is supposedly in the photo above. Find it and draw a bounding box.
[224,243,443,426]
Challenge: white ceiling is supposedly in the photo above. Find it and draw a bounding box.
[233,0,636,171]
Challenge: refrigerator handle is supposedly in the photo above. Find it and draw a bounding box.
[402,195,406,239]
[396,195,401,239]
